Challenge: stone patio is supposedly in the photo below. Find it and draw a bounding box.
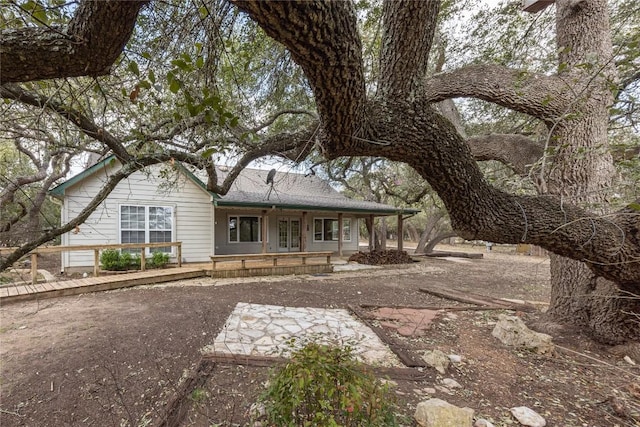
[204,302,403,367]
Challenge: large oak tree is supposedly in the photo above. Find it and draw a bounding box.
[1,0,638,342]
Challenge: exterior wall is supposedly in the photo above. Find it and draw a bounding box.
[60,163,214,271]
[213,209,359,255]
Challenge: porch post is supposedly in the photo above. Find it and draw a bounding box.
[261,210,268,253]
[368,214,375,252]
[338,213,343,257]
[301,211,308,252]
[397,213,404,252]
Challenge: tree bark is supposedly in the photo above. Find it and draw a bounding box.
[0,1,148,83]
[542,0,639,343]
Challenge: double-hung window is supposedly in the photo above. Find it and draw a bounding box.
[228,216,262,242]
[313,218,351,242]
[120,205,174,253]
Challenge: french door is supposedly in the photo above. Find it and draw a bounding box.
[277,218,301,252]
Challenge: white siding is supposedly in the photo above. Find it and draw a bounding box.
[61,163,213,270]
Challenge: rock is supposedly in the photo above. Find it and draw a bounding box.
[248,402,266,420]
[474,419,496,427]
[492,314,554,354]
[422,349,450,374]
[435,385,453,395]
[510,406,546,427]
[623,355,636,365]
[448,354,462,363]
[442,378,462,389]
[414,398,474,427]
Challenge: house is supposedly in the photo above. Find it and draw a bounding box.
[50,156,418,272]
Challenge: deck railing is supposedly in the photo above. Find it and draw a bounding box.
[0,242,182,284]
[210,251,333,274]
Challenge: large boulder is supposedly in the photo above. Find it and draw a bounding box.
[414,398,474,427]
[491,314,554,354]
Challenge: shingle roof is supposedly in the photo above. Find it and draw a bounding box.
[193,166,418,215]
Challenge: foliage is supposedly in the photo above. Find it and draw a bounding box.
[100,250,141,271]
[149,251,170,269]
[257,341,400,427]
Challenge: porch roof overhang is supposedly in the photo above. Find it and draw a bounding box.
[213,197,419,217]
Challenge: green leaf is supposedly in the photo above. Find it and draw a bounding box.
[128,61,140,77]
[169,79,181,94]
[629,203,640,211]
[138,80,151,90]
[148,69,155,84]
[195,56,204,69]
[171,59,190,71]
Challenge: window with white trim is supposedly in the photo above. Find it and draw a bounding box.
[228,216,262,242]
[313,218,351,242]
[120,205,174,253]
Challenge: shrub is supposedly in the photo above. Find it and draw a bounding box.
[149,251,169,268]
[100,250,141,271]
[100,249,123,271]
[257,341,400,427]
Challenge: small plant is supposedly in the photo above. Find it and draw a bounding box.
[100,250,141,271]
[257,341,400,427]
[100,249,123,271]
[190,387,208,403]
[149,251,169,268]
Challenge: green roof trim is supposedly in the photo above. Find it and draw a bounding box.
[49,155,117,197]
[214,199,420,215]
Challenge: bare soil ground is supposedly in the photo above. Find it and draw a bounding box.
[1,247,639,427]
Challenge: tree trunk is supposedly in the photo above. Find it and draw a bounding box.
[548,255,640,343]
[543,0,638,343]
[406,222,420,242]
[424,231,458,254]
[414,210,445,253]
[380,217,388,250]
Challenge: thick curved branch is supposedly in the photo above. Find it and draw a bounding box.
[379,0,439,100]
[467,134,545,176]
[0,1,147,83]
[423,64,572,121]
[231,0,366,151]
[1,83,131,162]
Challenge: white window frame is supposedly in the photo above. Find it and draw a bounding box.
[313,217,351,242]
[119,204,175,255]
[228,215,263,243]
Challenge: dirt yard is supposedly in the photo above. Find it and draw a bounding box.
[1,248,638,426]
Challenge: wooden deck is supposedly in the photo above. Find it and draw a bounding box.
[0,255,335,306]
[0,266,209,306]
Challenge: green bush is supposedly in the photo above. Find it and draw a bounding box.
[100,249,123,271]
[100,249,141,271]
[149,251,170,268]
[257,341,400,427]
